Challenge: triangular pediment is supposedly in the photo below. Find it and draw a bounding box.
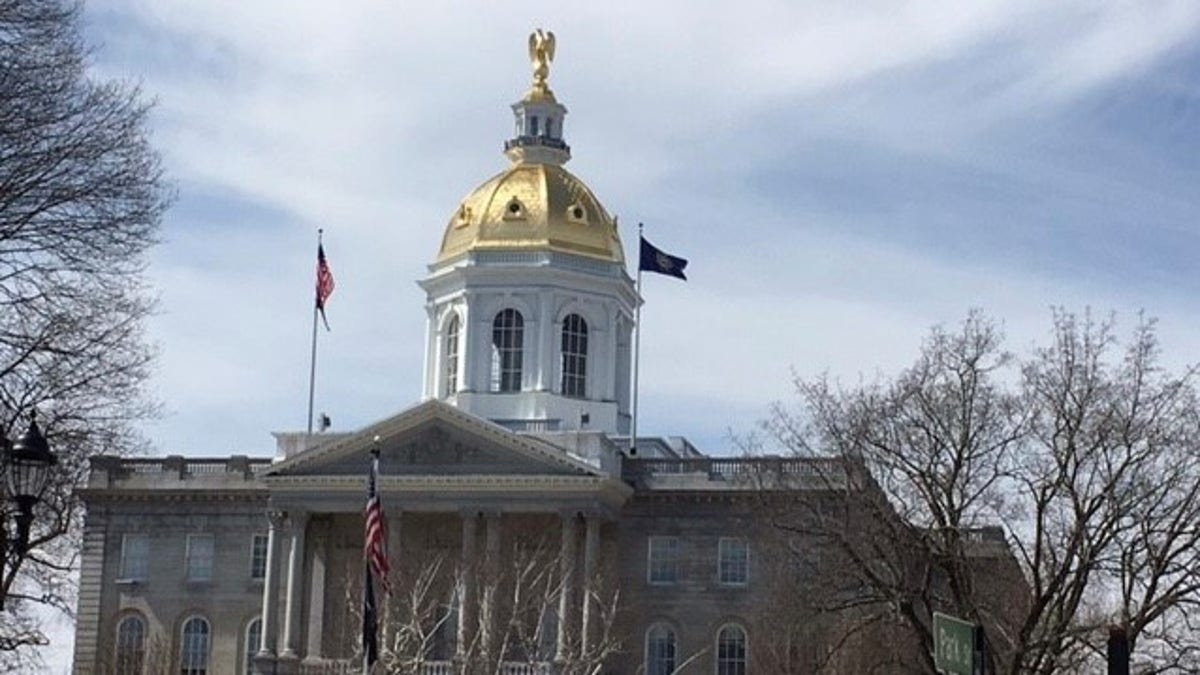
[264,400,602,479]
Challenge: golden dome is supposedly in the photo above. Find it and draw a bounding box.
[437,163,625,264]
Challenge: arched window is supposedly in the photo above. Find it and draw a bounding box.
[491,310,524,392]
[115,614,146,675]
[645,624,677,675]
[444,314,460,397]
[244,618,262,675]
[716,624,748,675]
[180,616,210,675]
[561,314,588,398]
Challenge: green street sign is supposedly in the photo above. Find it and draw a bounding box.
[934,612,976,675]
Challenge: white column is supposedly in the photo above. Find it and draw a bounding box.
[257,510,285,658]
[456,511,478,661]
[422,302,437,399]
[555,512,580,662]
[580,515,601,656]
[303,519,327,661]
[279,511,308,659]
[472,297,492,393]
[536,292,554,391]
[457,300,471,394]
[480,512,502,665]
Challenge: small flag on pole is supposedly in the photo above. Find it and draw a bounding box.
[362,446,388,670]
[639,235,688,280]
[316,243,336,330]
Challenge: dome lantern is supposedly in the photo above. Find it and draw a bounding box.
[504,29,570,166]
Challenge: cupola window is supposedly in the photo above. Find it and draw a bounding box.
[545,117,554,138]
[444,314,460,397]
[529,115,539,136]
[561,314,588,398]
[491,309,524,392]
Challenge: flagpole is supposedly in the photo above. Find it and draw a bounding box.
[362,562,371,675]
[630,222,644,456]
[306,229,323,435]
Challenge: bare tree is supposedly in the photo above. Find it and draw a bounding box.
[333,533,625,675]
[759,310,1200,673]
[0,0,167,665]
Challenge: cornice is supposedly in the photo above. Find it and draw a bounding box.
[78,488,269,504]
[267,473,630,494]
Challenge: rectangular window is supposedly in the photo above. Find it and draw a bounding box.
[250,534,268,580]
[647,536,680,585]
[186,534,215,582]
[119,533,149,581]
[718,538,749,586]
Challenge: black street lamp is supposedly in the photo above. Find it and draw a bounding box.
[0,411,57,609]
[7,412,56,554]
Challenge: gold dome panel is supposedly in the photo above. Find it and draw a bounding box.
[438,163,625,264]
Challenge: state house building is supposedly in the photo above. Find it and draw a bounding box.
[70,34,1013,675]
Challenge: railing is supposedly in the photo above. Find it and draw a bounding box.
[504,136,570,152]
[92,454,271,480]
[624,456,846,478]
[298,661,355,675]
[295,660,548,675]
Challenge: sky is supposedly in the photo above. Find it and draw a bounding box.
[75,0,1200,457]
[34,0,1200,670]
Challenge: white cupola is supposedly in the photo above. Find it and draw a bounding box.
[417,30,637,435]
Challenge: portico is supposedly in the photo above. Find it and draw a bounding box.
[253,400,631,674]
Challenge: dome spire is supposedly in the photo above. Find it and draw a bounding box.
[505,29,570,165]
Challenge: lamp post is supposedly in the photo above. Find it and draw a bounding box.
[0,411,57,609]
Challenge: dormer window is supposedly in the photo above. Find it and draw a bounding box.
[504,197,526,219]
[567,203,587,223]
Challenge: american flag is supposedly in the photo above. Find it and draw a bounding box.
[316,242,335,330]
[364,450,390,587]
[362,448,388,671]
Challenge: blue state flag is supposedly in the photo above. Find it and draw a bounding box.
[639,236,688,281]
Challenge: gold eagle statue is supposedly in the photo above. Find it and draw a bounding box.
[528,29,556,92]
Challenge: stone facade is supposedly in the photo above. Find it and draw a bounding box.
[71,407,842,674]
